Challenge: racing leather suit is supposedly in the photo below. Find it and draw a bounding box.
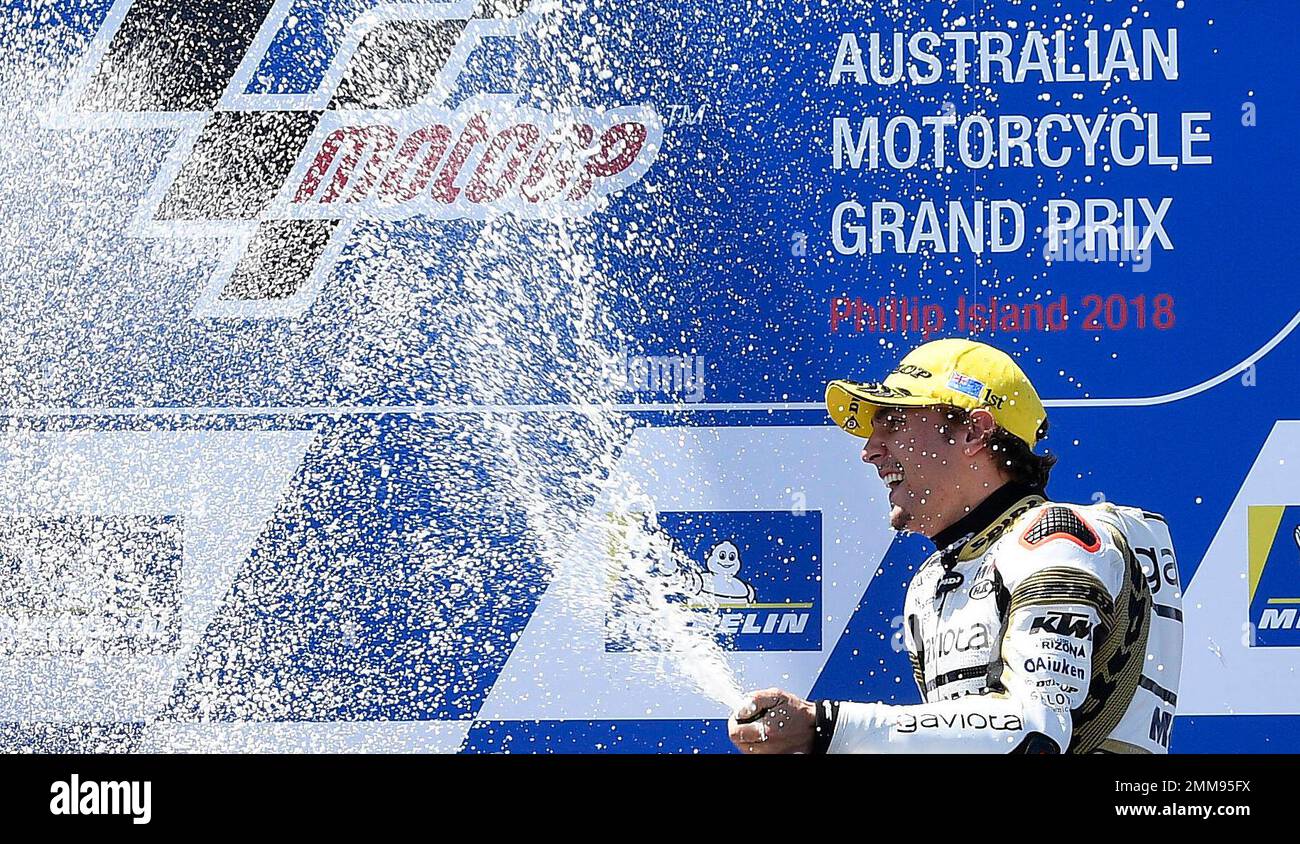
[817,482,1184,754]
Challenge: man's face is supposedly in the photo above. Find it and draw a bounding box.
[860,405,974,535]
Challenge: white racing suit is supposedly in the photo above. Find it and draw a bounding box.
[818,483,1183,754]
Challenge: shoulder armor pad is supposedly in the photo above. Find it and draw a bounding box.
[1018,505,1102,553]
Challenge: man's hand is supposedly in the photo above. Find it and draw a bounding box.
[727,688,818,754]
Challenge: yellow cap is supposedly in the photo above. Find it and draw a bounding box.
[825,338,1047,447]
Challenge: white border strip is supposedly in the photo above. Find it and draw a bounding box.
[1,309,1296,419]
[138,720,472,753]
[1045,309,1300,408]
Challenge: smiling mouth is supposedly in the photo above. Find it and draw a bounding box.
[881,471,905,490]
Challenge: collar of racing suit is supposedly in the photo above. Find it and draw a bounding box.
[929,481,1049,563]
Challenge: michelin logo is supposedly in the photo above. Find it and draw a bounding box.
[0,516,181,657]
[699,541,757,603]
[604,510,821,652]
[1247,506,1300,644]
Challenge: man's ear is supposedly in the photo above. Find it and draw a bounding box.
[963,409,998,456]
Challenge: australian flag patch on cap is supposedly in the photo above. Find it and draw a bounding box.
[947,371,986,399]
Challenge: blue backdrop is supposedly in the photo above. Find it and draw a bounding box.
[1,0,1297,752]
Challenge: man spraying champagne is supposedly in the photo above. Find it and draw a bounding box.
[728,339,1183,754]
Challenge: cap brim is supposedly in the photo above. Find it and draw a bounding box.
[824,379,934,439]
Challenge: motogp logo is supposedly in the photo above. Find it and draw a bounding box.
[283,112,652,219]
[48,0,662,318]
